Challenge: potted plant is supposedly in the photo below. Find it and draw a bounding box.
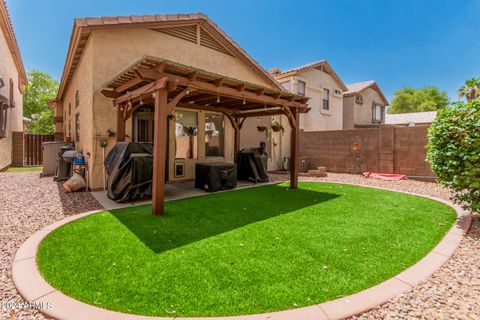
[271,121,284,133]
[257,126,267,132]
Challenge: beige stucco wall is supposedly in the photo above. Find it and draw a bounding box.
[59,25,278,189]
[246,67,345,171]
[239,114,288,171]
[0,24,23,170]
[352,87,387,126]
[343,95,355,129]
[276,68,344,133]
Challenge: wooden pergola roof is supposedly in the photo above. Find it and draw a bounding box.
[102,56,309,118]
[101,58,309,216]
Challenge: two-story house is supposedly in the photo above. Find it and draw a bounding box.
[343,80,389,129]
[239,60,347,170]
[0,0,27,170]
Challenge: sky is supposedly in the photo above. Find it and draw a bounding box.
[6,0,480,102]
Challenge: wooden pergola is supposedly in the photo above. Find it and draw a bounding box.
[102,57,310,215]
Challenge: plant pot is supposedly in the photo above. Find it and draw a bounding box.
[257,126,267,132]
[271,125,284,132]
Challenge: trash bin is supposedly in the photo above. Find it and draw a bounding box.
[54,146,75,181]
[42,141,74,176]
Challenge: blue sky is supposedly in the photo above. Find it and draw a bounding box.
[7,0,480,101]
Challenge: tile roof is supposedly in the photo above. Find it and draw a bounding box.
[56,13,283,100]
[344,80,389,105]
[270,60,327,76]
[344,80,376,95]
[0,0,27,85]
[385,111,437,124]
[270,60,348,91]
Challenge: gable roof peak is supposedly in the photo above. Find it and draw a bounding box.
[344,80,389,105]
[57,12,283,100]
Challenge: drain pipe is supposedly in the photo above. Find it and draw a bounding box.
[100,140,108,191]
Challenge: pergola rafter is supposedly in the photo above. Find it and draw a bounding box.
[102,57,309,215]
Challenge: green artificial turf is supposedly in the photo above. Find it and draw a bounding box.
[6,166,43,172]
[37,182,456,317]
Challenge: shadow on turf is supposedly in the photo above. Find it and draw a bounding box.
[111,184,340,254]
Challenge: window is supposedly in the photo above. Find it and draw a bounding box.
[75,113,80,142]
[322,88,330,110]
[0,101,8,138]
[280,81,291,92]
[356,94,364,104]
[334,88,342,96]
[75,90,80,108]
[174,110,198,159]
[69,103,71,116]
[372,104,384,123]
[205,113,224,157]
[9,78,14,107]
[133,110,154,143]
[297,80,306,96]
[68,120,71,138]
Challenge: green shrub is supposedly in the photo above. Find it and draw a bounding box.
[427,99,480,213]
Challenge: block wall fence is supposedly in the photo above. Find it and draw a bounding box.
[299,126,434,177]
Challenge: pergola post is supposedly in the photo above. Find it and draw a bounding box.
[116,104,126,142]
[290,109,299,189]
[152,88,169,215]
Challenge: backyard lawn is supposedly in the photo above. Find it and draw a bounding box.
[37,182,456,317]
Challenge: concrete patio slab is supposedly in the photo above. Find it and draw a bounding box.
[12,182,472,320]
[92,180,267,210]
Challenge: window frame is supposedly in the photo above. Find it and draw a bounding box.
[280,80,291,92]
[322,88,330,110]
[204,112,225,158]
[75,90,80,108]
[174,109,198,160]
[297,80,306,96]
[372,103,385,123]
[75,112,80,142]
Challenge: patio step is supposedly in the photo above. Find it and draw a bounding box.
[308,167,327,177]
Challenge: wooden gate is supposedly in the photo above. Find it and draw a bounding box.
[24,133,54,166]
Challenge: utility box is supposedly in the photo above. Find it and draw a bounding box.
[283,156,308,173]
[42,141,74,176]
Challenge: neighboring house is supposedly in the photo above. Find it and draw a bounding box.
[0,0,27,170]
[343,80,389,129]
[49,14,305,190]
[385,111,437,126]
[271,60,348,132]
[240,60,347,171]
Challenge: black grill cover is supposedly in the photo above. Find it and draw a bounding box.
[195,162,237,192]
[104,142,154,202]
[237,148,269,182]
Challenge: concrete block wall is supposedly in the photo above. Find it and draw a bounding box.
[299,125,434,177]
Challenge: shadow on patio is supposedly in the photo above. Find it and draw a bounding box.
[110,183,340,254]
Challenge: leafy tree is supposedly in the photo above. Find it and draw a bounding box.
[23,71,59,134]
[458,77,480,101]
[388,86,449,114]
[427,99,480,213]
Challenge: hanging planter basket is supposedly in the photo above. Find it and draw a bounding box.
[257,126,267,132]
[271,121,285,133]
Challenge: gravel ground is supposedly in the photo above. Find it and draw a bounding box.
[0,172,102,320]
[1,171,478,319]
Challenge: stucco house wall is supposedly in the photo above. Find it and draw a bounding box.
[240,64,346,171]
[56,22,278,189]
[0,5,24,170]
[275,68,344,132]
[353,87,386,125]
[343,81,389,129]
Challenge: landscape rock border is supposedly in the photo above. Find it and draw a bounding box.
[12,183,472,320]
